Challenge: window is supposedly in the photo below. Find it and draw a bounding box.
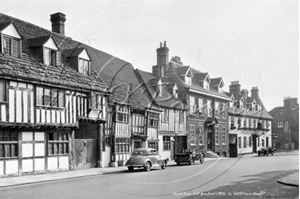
[198,98,203,115]
[0,131,18,158]
[0,81,6,102]
[215,102,220,118]
[117,106,129,123]
[115,138,130,153]
[238,137,241,148]
[262,139,265,147]
[91,94,104,110]
[132,114,144,134]
[253,119,256,128]
[222,127,226,144]
[221,103,226,118]
[199,125,204,145]
[215,126,219,145]
[162,109,169,123]
[230,117,235,129]
[243,137,247,148]
[48,132,69,155]
[189,96,197,114]
[173,88,178,98]
[278,122,283,127]
[249,136,252,147]
[249,119,252,128]
[79,58,90,75]
[163,136,171,151]
[243,118,247,128]
[185,75,191,85]
[237,118,241,128]
[148,112,159,127]
[36,87,65,108]
[207,100,212,117]
[148,141,158,151]
[203,80,209,90]
[44,48,56,66]
[3,35,20,57]
[179,110,184,123]
[190,124,195,145]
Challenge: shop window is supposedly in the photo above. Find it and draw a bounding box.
[148,141,158,150]
[48,132,69,155]
[243,137,247,148]
[163,136,171,151]
[115,138,130,153]
[148,112,159,127]
[0,131,18,158]
[238,137,241,148]
[190,124,195,144]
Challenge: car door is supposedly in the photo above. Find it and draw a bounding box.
[148,149,159,165]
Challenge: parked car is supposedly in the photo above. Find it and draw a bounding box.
[125,148,168,172]
[258,147,276,156]
[175,150,204,165]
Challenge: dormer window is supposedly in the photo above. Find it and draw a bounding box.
[203,80,209,90]
[29,36,60,66]
[173,84,178,98]
[0,22,22,58]
[79,58,89,75]
[63,48,91,75]
[185,74,191,85]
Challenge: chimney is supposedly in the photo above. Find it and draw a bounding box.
[240,89,249,98]
[251,87,259,99]
[153,41,169,77]
[229,81,241,99]
[50,12,66,36]
[156,41,169,66]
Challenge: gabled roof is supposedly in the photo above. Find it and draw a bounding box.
[136,69,185,110]
[228,107,273,120]
[0,13,107,93]
[28,36,57,48]
[0,21,22,39]
[269,106,283,117]
[211,77,224,87]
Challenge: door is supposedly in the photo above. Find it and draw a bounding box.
[134,141,142,149]
[74,139,97,169]
[207,126,212,150]
[252,135,257,153]
[229,134,237,157]
[266,137,269,147]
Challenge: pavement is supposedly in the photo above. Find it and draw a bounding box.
[277,170,299,187]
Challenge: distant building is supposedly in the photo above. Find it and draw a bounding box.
[226,81,273,156]
[269,97,299,149]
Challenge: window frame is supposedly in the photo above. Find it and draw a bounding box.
[221,127,226,144]
[190,124,195,145]
[0,131,18,159]
[148,112,159,128]
[215,126,219,145]
[36,86,65,108]
[48,132,69,156]
[2,34,21,57]
[163,136,171,151]
[78,58,90,75]
[44,47,56,66]
[116,106,129,123]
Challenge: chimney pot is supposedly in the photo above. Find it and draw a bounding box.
[164,41,166,47]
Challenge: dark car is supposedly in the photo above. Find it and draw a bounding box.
[125,148,168,172]
[175,150,204,165]
[258,147,276,156]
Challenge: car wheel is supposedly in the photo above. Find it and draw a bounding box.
[144,162,151,172]
[189,160,193,165]
[128,167,134,171]
[177,162,180,165]
[161,161,166,169]
[271,152,273,156]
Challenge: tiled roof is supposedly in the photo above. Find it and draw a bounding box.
[211,77,222,86]
[269,106,283,117]
[28,36,54,47]
[0,13,108,92]
[136,69,186,110]
[228,107,273,120]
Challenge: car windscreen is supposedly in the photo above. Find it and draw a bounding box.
[132,150,146,156]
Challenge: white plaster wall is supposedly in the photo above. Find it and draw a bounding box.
[35,132,44,141]
[22,132,33,141]
[59,156,68,169]
[34,158,45,171]
[103,147,111,167]
[6,160,18,175]
[22,159,33,172]
[0,161,3,175]
[22,143,33,157]
[48,157,58,170]
[35,143,45,156]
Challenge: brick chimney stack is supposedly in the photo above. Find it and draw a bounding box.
[50,12,66,36]
[229,81,241,99]
[152,41,169,78]
[251,87,259,99]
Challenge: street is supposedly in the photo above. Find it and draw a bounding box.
[0,151,298,199]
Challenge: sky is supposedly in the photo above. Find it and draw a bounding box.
[1,0,299,111]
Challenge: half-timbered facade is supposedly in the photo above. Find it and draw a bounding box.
[136,69,187,160]
[0,13,109,176]
[227,81,273,156]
